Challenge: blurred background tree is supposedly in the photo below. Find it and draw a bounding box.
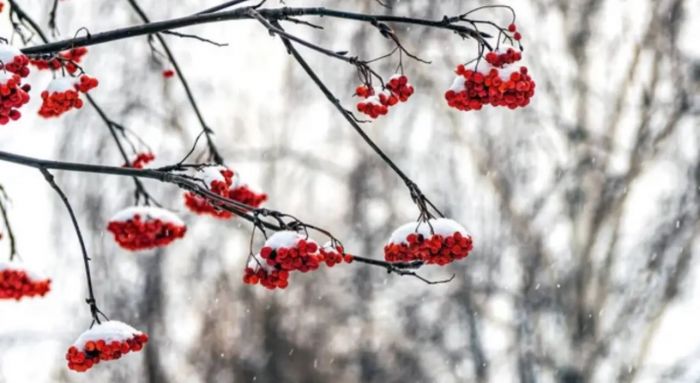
[1,0,699,382]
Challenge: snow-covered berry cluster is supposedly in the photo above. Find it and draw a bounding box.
[184,165,267,219]
[38,75,99,118]
[445,22,534,112]
[124,152,155,169]
[107,206,186,251]
[243,231,321,289]
[445,62,535,111]
[30,47,88,74]
[0,261,51,300]
[0,72,30,125]
[384,218,473,265]
[355,74,414,119]
[386,75,415,102]
[66,321,148,373]
[184,166,235,218]
[0,44,31,78]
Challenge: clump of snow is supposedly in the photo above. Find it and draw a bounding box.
[320,241,343,257]
[264,230,306,249]
[194,165,239,188]
[388,218,469,245]
[109,206,184,226]
[46,77,77,93]
[247,253,272,271]
[448,76,466,92]
[0,44,23,65]
[0,260,48,281]
[72,321,143,348]
[0,71,15,84]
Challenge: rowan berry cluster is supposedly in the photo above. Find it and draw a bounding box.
[384,218,473,265]
[66,321,149,373]
[228,185,268,209]
[0,72,31,125]
[124,152,155,169]
[0,261,51,300]
[484,48,522,67]
[318,243,352,267]
[30,47,88,74]
[38,75,99,118]
[445,63,535,111]
[107,206,187,251]
[184,165,267,219]
[445,22,534,111]
[243,231,321,289]
[386,74,415,102]
[355,74,414,119]
[0,44,31,78]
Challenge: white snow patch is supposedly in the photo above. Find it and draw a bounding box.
[0,44,23,65]
[247,253,273,272]
[45,77,77,93]
[387,218,469,245]
[72,320,143,348]
[193,166,239,189]
[0,71,16,84]
[449,76,466,92]
[109,206,184,226]
[264,230,305,249]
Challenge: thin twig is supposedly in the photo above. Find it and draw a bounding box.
[162,30,229,47]
[126,0,224,164]
[40,168,104,324]
[270,20,444,218]
[0,185,18,261]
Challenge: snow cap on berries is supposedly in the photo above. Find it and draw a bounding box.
[387,218,469,245]
[66,320,149,373]
[384,218,473,265]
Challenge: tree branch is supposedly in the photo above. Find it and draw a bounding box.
[19,6,487,55]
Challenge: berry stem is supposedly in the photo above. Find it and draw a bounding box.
[0,185,19,261]
[39,168,102,324]
[126,0,225,165]
[270,20,444,218]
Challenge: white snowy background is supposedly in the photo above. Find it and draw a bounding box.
[1,0,700,382]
